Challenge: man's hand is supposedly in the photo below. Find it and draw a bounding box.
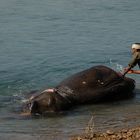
[127,69,134,74]
[124,67,130,73]
[122,66,132,76]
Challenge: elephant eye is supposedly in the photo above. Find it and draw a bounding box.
[82,81,86,84]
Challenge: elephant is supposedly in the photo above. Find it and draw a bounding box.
[23,65,135,115]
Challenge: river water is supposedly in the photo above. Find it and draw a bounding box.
[0,0,140,139]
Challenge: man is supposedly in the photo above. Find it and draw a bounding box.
[124,43,140,75]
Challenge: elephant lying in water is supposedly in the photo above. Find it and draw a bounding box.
[23,65,135,115]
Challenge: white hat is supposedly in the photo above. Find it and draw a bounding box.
[132,43,140,49]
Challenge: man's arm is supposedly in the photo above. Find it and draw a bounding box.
[128,53,139,68]
[127,69,140,74]
[123,53,138,76]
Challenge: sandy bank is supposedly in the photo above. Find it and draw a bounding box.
[71,126,140,140]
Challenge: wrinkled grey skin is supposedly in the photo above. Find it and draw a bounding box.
[24,65,135,115]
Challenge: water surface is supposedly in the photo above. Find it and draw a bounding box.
[0,0,140,139]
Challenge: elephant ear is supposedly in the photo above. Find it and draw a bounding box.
[48,97,52,106]
[47,93,56,107]
[30,101,39,114]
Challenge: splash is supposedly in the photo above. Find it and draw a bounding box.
[13,90,28,104]
[109,59,124,73]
